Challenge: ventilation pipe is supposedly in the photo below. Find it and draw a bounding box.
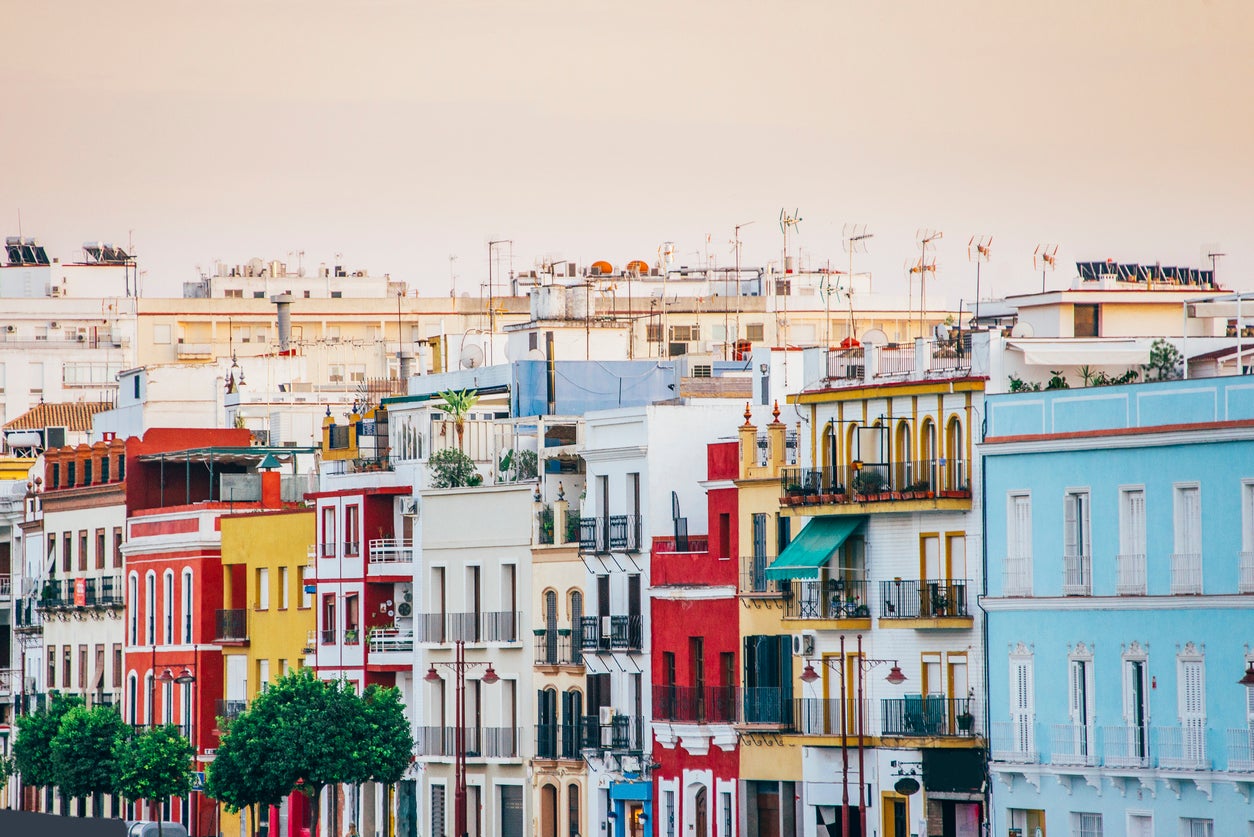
[271,293,293,352]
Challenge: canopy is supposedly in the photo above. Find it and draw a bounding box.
[1006,339,1149,367]
[765,516,866,581]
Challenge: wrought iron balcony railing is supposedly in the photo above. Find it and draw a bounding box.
[880,579,970,619]
[785,579,871,620]
[653,685,737,723]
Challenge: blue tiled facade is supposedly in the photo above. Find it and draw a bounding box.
[982,378,1254,837]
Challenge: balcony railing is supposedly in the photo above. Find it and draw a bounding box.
[881,697,978,737]
[534,629,582,666]
[1062,554,1092,596]
[740,687,795,728]
[989,721,1037,763]
[412,611,520,644]
[579,517,607,553]
[214,609,248,642]
[1002,558,1032,597]
[320,629,337,645]
[608,515,642,552]
[880,579,970,620]
[1227,728,1254,772]
[781,460,970,507]
[0,574,10,598]
[1102,724,1150,768]
[580,714,645,753]
[738,555,787,596]
[653,685,737,723]
[1240,552,1254,594]
[794,698,873,736]
[579,615,643,652]
[535,722,586,761]
[320,542,336,558]
[785,579,871,620]
[414,726,519,759]
[216,699,248,722]
[1170,553,1203,594]
[368,628,414,653]
[368,539,413,564]
[1050,723,1098,766]
[1116,553,1147,595]
[1155,725,1209,769]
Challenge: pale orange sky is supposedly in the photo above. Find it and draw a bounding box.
[2,1,1251,302]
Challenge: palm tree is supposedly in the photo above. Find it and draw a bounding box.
[439,388,479,451]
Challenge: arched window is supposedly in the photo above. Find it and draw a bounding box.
[822,421,837,475]
[946,416,965,491]
[127,673,137,724]
[895,420,913,489]
[569,590,583,629]
[128,573,139,644]
[562,689,584,760]
[567,783,581,837]
[181,569,194,644]
[538,687,558,758]
[163,570,175,645]
[540,784,558,837]
[145,572,156,646]
[144,671,154,724]
[543,590,558,665]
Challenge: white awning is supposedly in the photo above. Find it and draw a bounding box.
[1006,340,1149,366]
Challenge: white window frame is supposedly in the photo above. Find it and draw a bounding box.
[1010,648,1035,758]
[1063,488,1091,595]
[257,567,270,611]
[1172,482,1203,593]
[1176,645,1207,768]
[1067,644,1096,763]
[1241,481,1254,592]
[181,568,194,644]
[163,569,175,645]
[1180,818,1214,837]
[1118,486,1147,595]
[1005,491,1033,596]
[1072,812,1103,837]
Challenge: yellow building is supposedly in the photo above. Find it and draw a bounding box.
[217,506,316,837]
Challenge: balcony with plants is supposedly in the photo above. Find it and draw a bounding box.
[783,578,872,627]
[878,578,973,628]
[533,626,583,667]
[781,458,970,515]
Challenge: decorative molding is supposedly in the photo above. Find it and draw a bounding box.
[984,594,1254,613]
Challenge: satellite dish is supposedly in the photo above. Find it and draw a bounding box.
[893,777,920,796]
[861,328,889,346]
[526,348,546,361]
[933,324,951,342]
[460,344,485,369]
[1010,322,1035,338]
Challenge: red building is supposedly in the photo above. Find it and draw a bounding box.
[651,440,741,837]
[121,428,309,836]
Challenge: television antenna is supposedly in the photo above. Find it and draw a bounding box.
[728,220,755,361]
[967,235,992,324]
[448,254,458,298]
[778,208,802,353]
[911,229,942,338]
[842,223,873,344]
[1033,244,1059,292]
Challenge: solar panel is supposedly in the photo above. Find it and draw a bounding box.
[1137,265,1151,282]
[1200,270,1214,286]
[1077,262,1092,281]
[34,246,49,265]
[4,245,21,265]
[1118,264,1138,280]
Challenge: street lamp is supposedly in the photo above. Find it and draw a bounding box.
[800,635,905,836]
[424,640,499,837]
[158,664,198,837]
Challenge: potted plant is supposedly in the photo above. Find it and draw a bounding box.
[851,469,884,498]
[957,710,975,732]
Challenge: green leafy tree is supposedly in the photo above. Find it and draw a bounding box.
[207,708,291,837]
[51,704,127,805]
[428,447,481,488]
[13,693,83,803]
[356,685,414,786]
[438,388,479,451]
[114,724,194,837]
[1143,337,1183,381]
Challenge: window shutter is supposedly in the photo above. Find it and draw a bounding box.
[1064,494,1078,558]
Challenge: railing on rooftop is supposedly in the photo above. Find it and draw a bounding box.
[825,337,972,383]
[368,539,413,564]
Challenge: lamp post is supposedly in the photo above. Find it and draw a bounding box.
[801,634,905,836]
[424,640,499,837]
[158,664,197,836]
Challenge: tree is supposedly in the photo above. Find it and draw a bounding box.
[1143,337,1183,381]
[428,447,481,489]
[355,685,414,786]
[207,708,291,837]
[438,388,479,451]
[51,704,127,806]
[13,693,83,802]
[114,724,194,837]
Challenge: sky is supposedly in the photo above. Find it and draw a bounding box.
[2,1,1252,305]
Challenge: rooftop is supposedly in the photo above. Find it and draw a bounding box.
[3,401,112,431]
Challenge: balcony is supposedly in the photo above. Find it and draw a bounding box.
[608,515,641,551]
[739,687,795,728]
[1001,558,1032,597]
[1050,724,1099,766]
[794,698,873,737]
[879,579,971,625]
[320,629,337,645]
[215,699,248,722]
[412,611,520,644]
[1170,553,1203,594]
[368,539,413,565]
[784,579,871,623]
[1102,725,1150,768]
[989,721,1037,763]
[580,714,645,753]
[414,726,521,759]
[1062,554,1092,596]
[579,615,643,652]
[1227,729,1254,772]
[535,722,585,761]
[214,609,248,643]
[738,555,787,596]
[0,574,10,599]
[367,628,414,665]
[320,542,336,558]
[780,461,970,515]
[579,517,607,553]
[1116,553,1147,595]
[1155,725,1209,769]
[1240,552,1254,594]
[534,629,582,666]
[881,697,979,738]
[653,685,737,724]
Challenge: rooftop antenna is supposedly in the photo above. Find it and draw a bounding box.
[967,235,992,325]
[843,224,873,343]
[911,229,942,339]
[1205,247,1225,286]
[448,254,458,298]
[779,208,802,352]
[730,221,754,362]
[1033,243,1058,293]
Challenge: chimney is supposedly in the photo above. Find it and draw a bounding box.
[398,351,414,380]
[271,294,293,352]
[258,453,282,509]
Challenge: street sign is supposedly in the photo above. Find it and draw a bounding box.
[191,771,206,792]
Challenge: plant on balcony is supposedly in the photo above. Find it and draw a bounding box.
[537,505,554,544]
[1143,338,1183,382]
[851,469,884,497]
[513,449,538,481]
[437,388,480,451]
[428,447,482,488]
[344,629,359,644]
[957,711,975,732]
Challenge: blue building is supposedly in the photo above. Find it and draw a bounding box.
[981,377,1254,837]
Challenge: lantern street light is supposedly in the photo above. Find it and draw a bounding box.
[158,664,198,836]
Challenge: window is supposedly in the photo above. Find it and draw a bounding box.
[51,463,60,489]
[258,659,270,690]
[63,532,72,573]
[163,571,174,644]
[646,323,662,343]
[1117,487,1147,594]
[1066,645,1095,763]
[1181,818,1213,837]
[78,645,88,689]
[256,568,270,610]
[1073,304,1099,337]
[1122,646,1150,765]
[299,565,312,608]
[182,569,194,643]
[1063,490,1091,595]
[745,323,765,342]
[1243,482,1254,592]
[669,324,700,342]
[113,644,123,689]
[145,573,156,645]
[224,289,243,299]
[430,785,446,837]
[83,458,93,484]
[1172,484,1202,593]
[742,635,792,723]
[67,460,76,486]
[1178,648,1206,767]
[278,566,290,609]
[1005,492,1032,596]
[567,784,580,837]
[1009,648,1035,758]
[1073,812,1102,837]
[344,505,360,556]
[113,527,124,569]
[128,574,138,644]
[321,595,337,643]
[47,645,55,689]
[63,646,72,688]
[95,529,106,570]
[345,593,359,642]
[321,507,336,556]
[78,530,88,572]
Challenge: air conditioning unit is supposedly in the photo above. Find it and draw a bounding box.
[599,706,616,725]
[5,325,14,333]
[396,602,412,617]
[792,632,815,658]
[49,321,58,329]
[600,615,612,638]
[400,497,419,516]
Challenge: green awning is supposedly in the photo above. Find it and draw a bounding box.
[764,516,866,581]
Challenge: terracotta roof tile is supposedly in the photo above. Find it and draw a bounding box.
[3,401,112,432]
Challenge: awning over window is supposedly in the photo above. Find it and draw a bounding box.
[1006,339,1149,366]
[765,516,866,581]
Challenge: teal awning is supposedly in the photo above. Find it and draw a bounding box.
[764,516,866,581]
